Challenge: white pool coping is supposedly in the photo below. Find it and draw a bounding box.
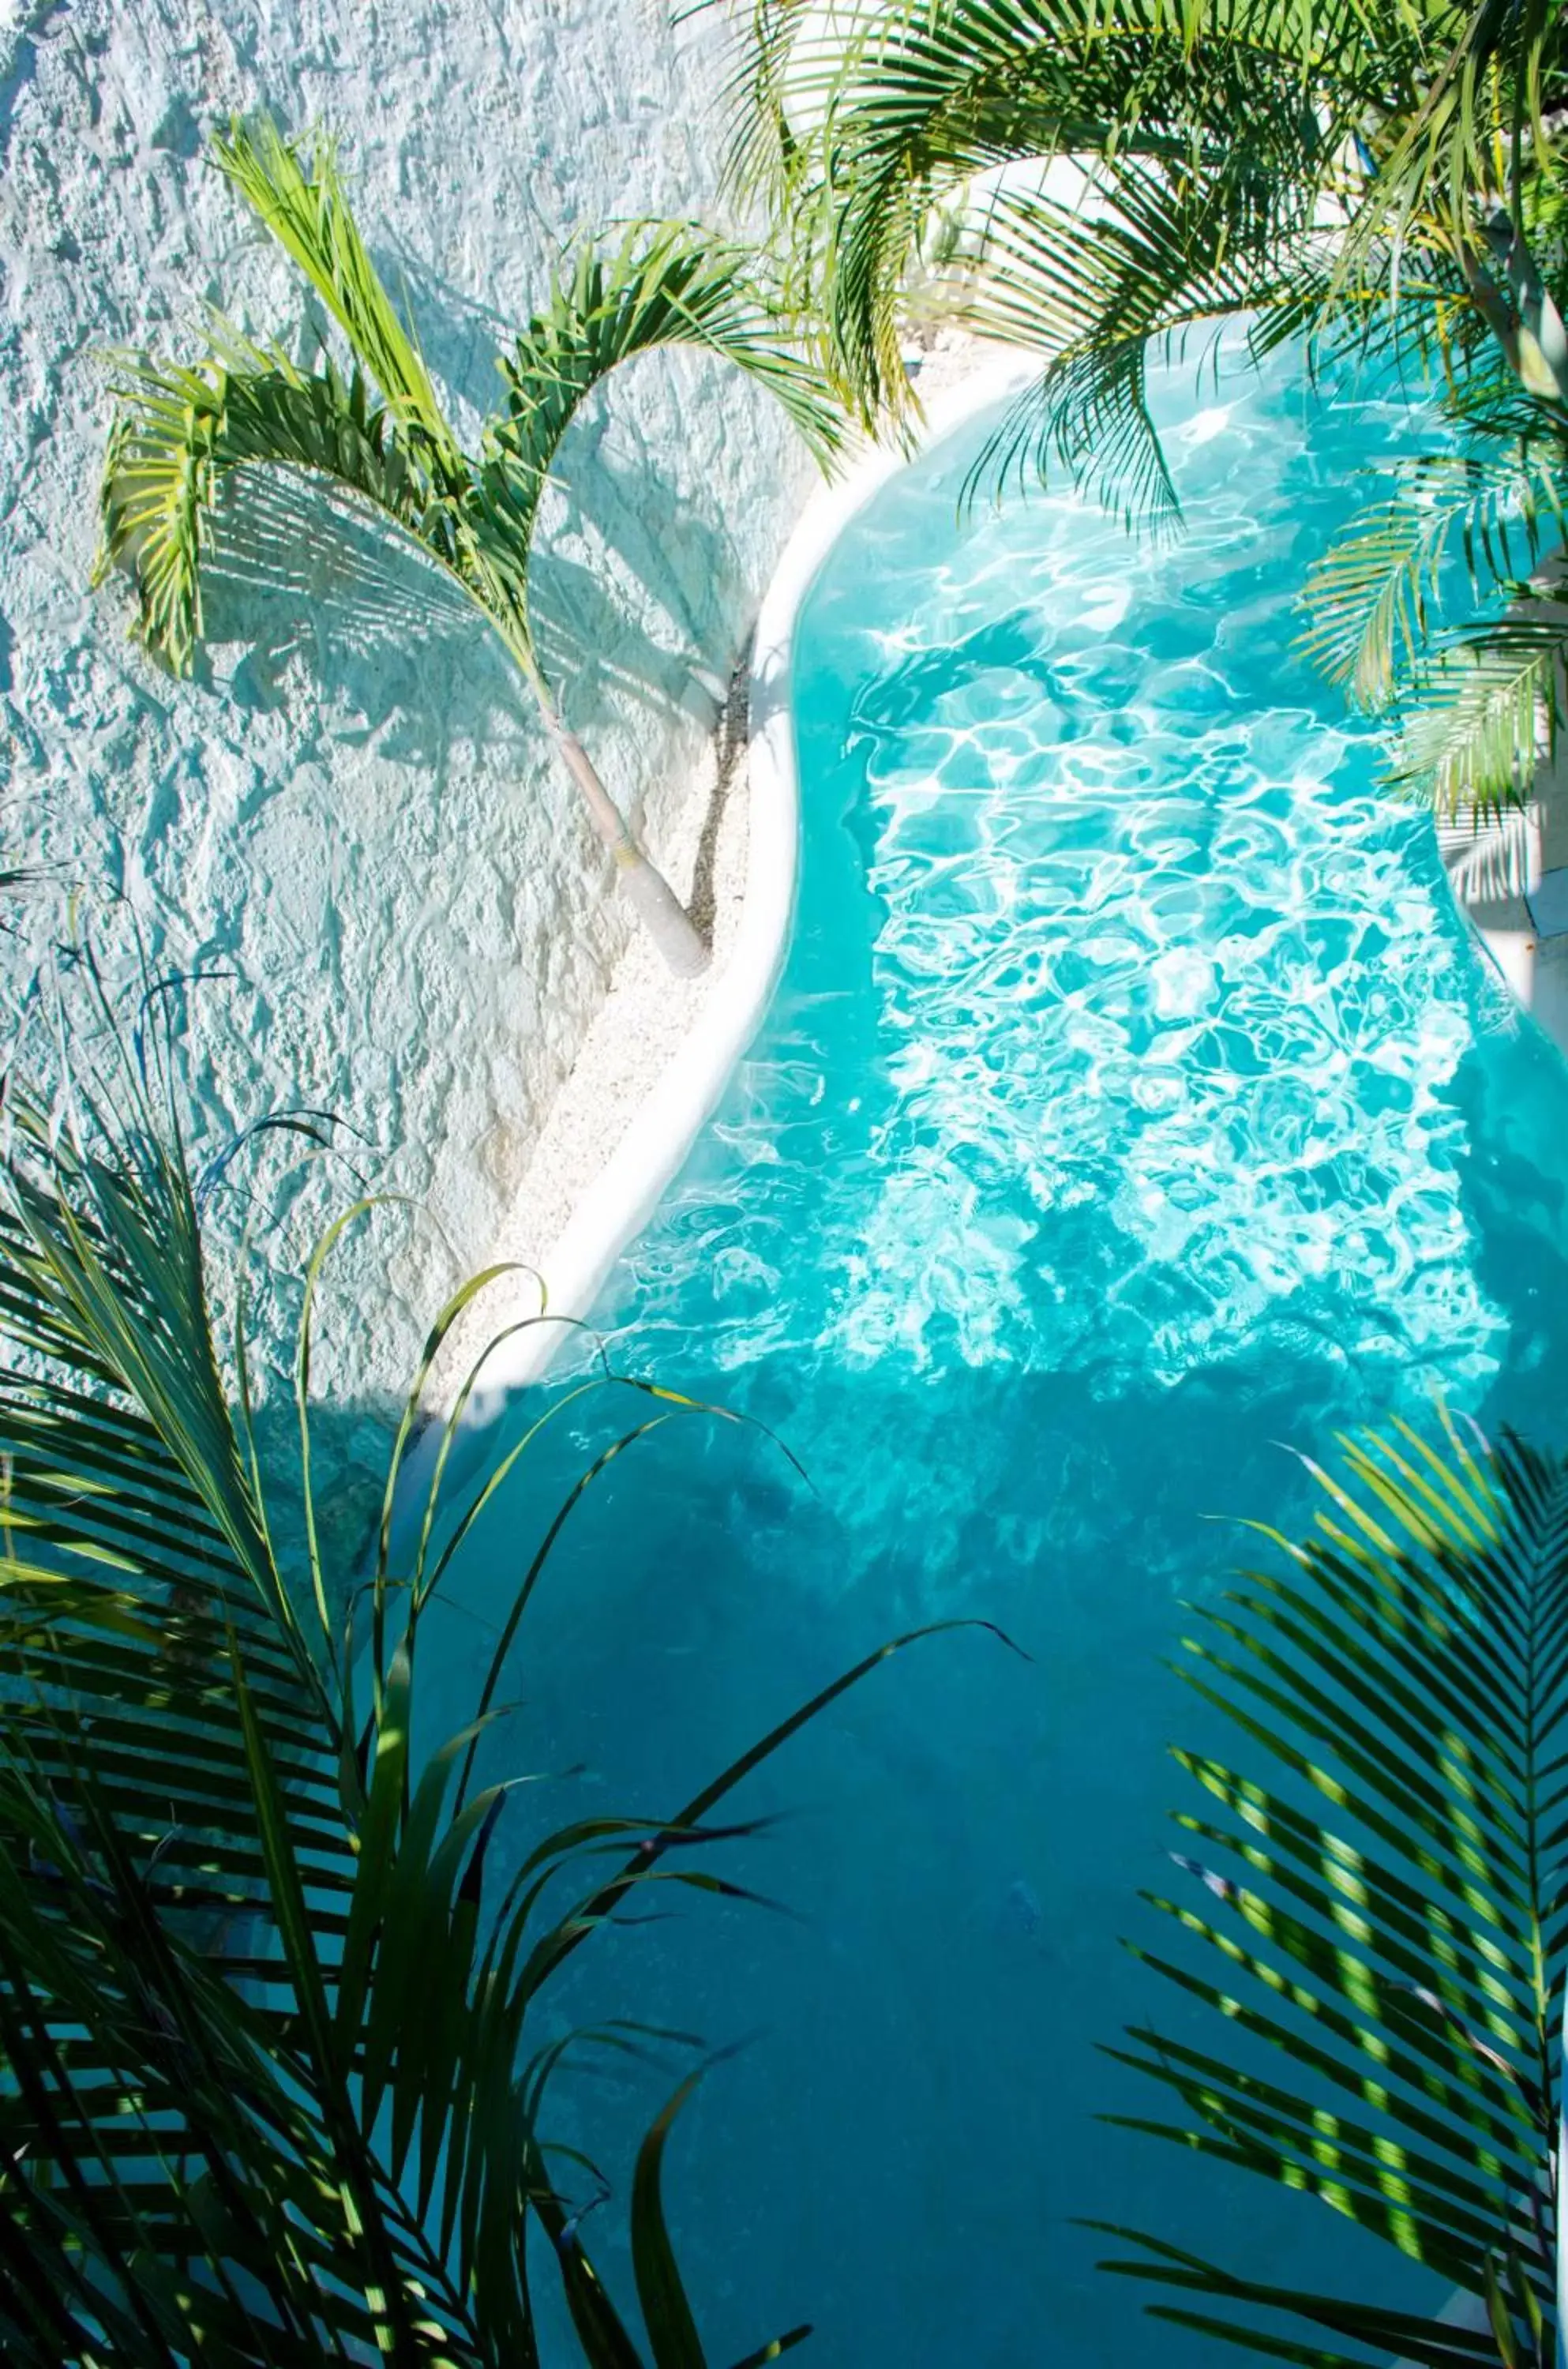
[462,347,1037,1403]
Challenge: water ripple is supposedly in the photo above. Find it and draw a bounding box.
[613,345,1550,1405]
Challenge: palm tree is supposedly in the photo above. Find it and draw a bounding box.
[1100,1413,1568,2366]
[712,0,1568,816]
[95,115,843,976]
[0,955,1000,2364]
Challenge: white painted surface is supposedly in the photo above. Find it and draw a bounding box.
[1437,794,1568,1058]
[0,0,812,1421]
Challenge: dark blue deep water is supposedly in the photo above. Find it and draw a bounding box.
[429,344,1568,2364]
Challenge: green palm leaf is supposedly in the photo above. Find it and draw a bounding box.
[627,2060,813,2369]
[1298,434,1566,709]
[0,960,1009,2363]
[1388,610,1564,816]
[479,217,842,652]
[1327,0,1565,319]
[94,334,442,674]
[715,0,1568,675]
[99,115,839,686]
[211,114,467,476]
[724,0,1414,417]
[1104,1416,1568,2364]
[955,155,1330,527]
[93,113,846,972]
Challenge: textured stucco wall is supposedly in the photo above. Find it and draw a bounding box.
[0,0,809,1423]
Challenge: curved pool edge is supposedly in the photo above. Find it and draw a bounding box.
[465,348,1039,1404]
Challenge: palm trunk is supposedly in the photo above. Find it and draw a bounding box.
[1461,212,1568,408]
[539,706,708,980]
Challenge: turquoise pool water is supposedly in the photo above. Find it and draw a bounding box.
[437,344,1568,2363]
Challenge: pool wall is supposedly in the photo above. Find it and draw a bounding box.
[1,0,811,1406]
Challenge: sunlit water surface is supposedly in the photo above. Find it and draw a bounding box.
[430,346,1568,2366]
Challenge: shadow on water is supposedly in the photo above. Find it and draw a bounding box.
[846,606,1073,734]
[293,1019,1568,2365]
[276,338,1568,2360]
[1443,1016,1568,1443]
[383,344,1568,2361]
[384,1314,1465,2369]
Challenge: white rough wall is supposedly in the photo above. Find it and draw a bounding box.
[0,0,808,1421]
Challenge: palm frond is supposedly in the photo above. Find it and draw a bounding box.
[1388,607,1565,817]
[1105,1415,1568,2365]
[732,0,1407,422]
[212,113,467,479]
[1329,0,1565,307]
[94,333,459,673]
[1299,435,1567,708]
[955,155,1327,529]
[714,0,1568,535]
[99,138,839,695]
[476,219,843,644]
[0,959,1007,2363]
[698,0,824,215]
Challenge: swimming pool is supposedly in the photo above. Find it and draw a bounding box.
[436,343,1568,2364]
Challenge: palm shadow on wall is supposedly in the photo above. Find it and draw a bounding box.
[189,248,744,761]
[392,250,741,679]
[195,471,523,769]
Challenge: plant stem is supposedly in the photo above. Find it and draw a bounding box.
[526,674,709,980]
